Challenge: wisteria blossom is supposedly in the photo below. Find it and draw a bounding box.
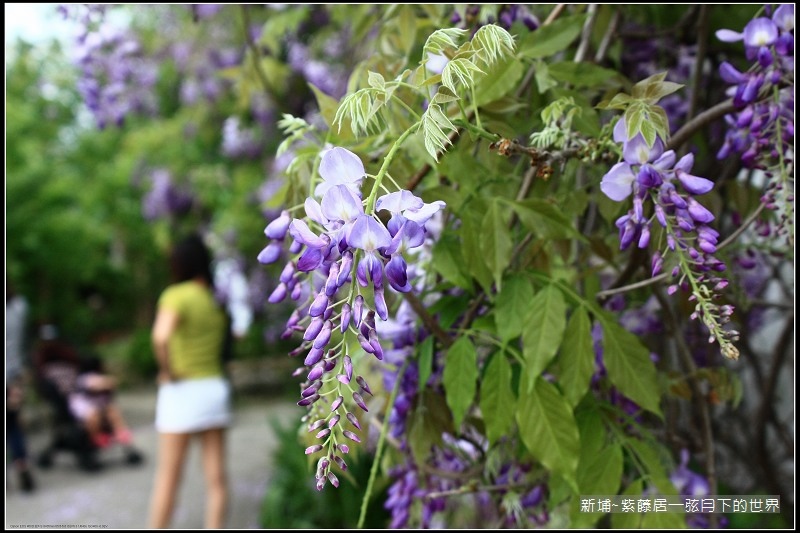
[600,118,739,359]
[257,146,445,489]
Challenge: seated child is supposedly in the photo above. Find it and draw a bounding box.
[69,355,140,460]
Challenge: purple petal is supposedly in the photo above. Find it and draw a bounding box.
[652,150,676,171]
[403,200,446,225]
[303,317,325,341]
[374,287,389,321]
[264,210,291,239]
[304,347,324,366]
[376,190,424,214]
[289,219,329,249]
[348,215,392,252]
[297,247,324,272]
[353,391,369,412]
[305,197,326,225]
[257,242,283,264]
[316,147,365,197]
[687,198,715,223]
[715,29,743,42]
[674,153,695,173]
[600,162,636,201]
[718,62,746,84]
[312,321,333,349]
[773,4,794,32]
[386,255,412,292]
[623,133,663,165]
[677,170,714,195]
[743,18,778,48]
[613,116,628,143]
[321,184,364,223]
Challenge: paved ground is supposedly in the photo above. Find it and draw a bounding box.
[5,383,300,529]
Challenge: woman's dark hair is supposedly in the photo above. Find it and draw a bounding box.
[169,233,214,286]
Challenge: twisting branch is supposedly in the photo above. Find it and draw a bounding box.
[667,99,737,151]
[402,290,453,348]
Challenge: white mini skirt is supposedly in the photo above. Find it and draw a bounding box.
[155,376,232,433]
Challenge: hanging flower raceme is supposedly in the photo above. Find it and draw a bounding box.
[257,146,445,489]
[716,4,794,247]
[600,118,739,360]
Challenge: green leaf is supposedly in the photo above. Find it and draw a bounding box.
[421,103,457,161]
[480,351,516,444]
[367,70,385,90]
[417,336,434,394]
[643,80,685,103]
[631,71,669,98]
[471,24,516,67]
[624,104,645,142]
[441,57,485,92]
[534,59,559,93]
[508,198,585,241]
[459,211,494,294]
[611,479,645,529]
[597,92,633,110]
[571,443,624,527]
[625,438,677,495]
[642,510,687,529]
[495,274,535,342]
[423,27,469,60]
[431,234,472,289]
[427,292,472,330]
[598,315,663,417]
[443,336,478,428]
[517,14,586,59]
[308,85,349,140]
[517,377,580,491]
[640,118,657,148]
[408,390,454,464]
[559,308,595,408]
[473,57,525,107]
[579,442,623,495]
[480,200,513,291]
[432,85,461,104]
[522,284,566,389]
[547,62,626,89]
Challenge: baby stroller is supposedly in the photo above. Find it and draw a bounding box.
[33,326,143,472]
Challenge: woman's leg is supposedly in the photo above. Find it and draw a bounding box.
[200,428,228,529]
[149,432,191,528]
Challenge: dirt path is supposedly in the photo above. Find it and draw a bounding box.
[5,384,299,529]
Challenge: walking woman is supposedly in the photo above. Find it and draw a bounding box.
[148,233,231,528]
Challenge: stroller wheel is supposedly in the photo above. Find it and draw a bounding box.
[78,451,103,473]
[125,448,144,466]
[37,450,54,469]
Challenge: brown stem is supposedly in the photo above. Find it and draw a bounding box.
[402,290,454,349]
[667,99,737,152]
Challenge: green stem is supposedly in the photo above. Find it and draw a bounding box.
[357,359,408,529]
[452,119,500,142]
[365,125,418,213]
[390,93,423,122]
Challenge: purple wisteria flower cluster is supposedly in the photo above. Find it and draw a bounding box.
[61,4,159,129]
[716,4,794,243]
[257,146,445,490]
[137,168,194,221]
[600,119,739,360]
